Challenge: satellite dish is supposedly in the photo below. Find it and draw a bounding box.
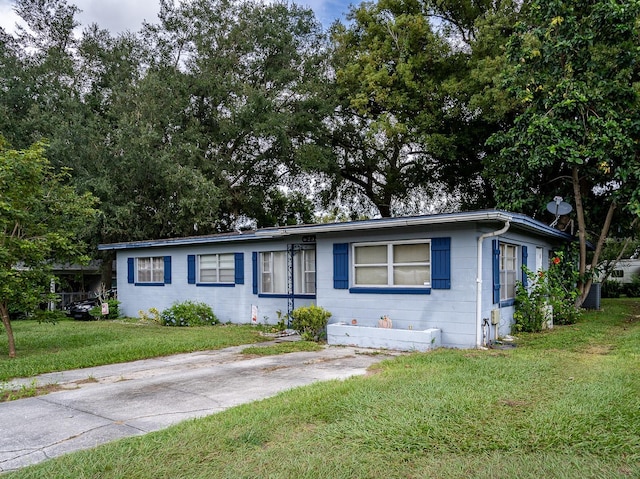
[547,196,573,228]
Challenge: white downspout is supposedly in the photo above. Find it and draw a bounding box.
[476,221,511,348]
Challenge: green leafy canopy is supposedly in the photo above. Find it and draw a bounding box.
[0,138,98,357]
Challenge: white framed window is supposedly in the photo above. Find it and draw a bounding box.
[198,253,235,284]
[500,243,518,301]
[137,257,164,283]
[298,248,316,294]
[352,240,431,287]
[260,248,316,295]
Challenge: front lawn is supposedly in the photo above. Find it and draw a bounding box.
[4,299,639,478]
[0,319,268,381]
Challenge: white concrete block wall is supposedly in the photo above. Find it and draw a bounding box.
[111,219,564,348]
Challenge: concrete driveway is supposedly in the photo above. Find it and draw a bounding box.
[0,338,399,473]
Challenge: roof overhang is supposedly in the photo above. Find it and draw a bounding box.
[98,210,574,251]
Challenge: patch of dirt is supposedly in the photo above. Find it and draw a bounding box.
[1,375,101,402]
[499,399,529,409]
[75,376,99,385]
[583,344,614,355]
[625,314,640,324]
[0,383,66,402]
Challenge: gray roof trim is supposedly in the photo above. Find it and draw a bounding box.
[98,210,572,251]
[98,231,271,251]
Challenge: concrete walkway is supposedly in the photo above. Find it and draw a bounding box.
[0,339,399,472]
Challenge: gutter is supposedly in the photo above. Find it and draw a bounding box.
[259,211,514,237]
[476,221,511,348]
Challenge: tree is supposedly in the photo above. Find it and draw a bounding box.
[307,0,510,218]
[487,0,640,304]
[0,139,97,357]
[174,0,329,228]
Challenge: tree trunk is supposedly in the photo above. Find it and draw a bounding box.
[572,166,588,306]
[580,201,617,305]
[101,251,114,290]
[572,166,616,307]
[0,302,16,358]
[377,203,391,218]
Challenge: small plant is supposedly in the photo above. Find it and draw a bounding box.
[1,380,38,402]
[160,300,219,327]
[274,310,288,332]
[290,304,332,342]
[139,308,161,324]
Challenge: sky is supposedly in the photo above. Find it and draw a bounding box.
[0,0,353,35]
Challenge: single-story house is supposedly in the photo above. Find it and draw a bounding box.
[98,210,573,350]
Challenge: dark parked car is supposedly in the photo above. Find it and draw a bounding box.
[65,297,100,320]
[65,289,117,320]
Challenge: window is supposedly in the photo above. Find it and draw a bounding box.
[353,240,431,288]
[611,269,624,278]
[137,257,164,283]
[299,248,316,294]
[259,248,316,295]
[198,254,235,284]
[500,243,518,301]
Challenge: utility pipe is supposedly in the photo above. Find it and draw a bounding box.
[476,221,511,348]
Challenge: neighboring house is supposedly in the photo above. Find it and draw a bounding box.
[98,210,573,349]
[52,261,104,308]
[600,259,640,284]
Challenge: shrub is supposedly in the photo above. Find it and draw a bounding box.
[513,249,581,332]
[34,309,68,324]
[160,301,219,327]
[513,274,548,333]
[601,280,623,298]
[623,274,640,297]
[89,299,120,320]
[290,304,332,342]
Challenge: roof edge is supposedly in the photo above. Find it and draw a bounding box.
[98,210,573,251]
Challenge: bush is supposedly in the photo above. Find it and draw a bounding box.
[290,304,332,342]
[89,299,120,320]
[34,309,68,324]
[623,274,640,297]
[160,301,219,327]
[513,249,581,332]
[513,275,548,333]
[601,280,623,298]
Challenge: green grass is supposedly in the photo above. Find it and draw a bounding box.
[0,319,268,381]
[4,299,640,478]
[241,340,323,356]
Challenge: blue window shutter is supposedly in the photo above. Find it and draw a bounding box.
[522,246,528,288]
[127,258,135,284]
[431,237,451,289]
[164,256,172,284]
[333,243,349,289]
[235,253,244,284]
[252,252,258,294]
[187,255,196,284]
[492,240,500,304]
